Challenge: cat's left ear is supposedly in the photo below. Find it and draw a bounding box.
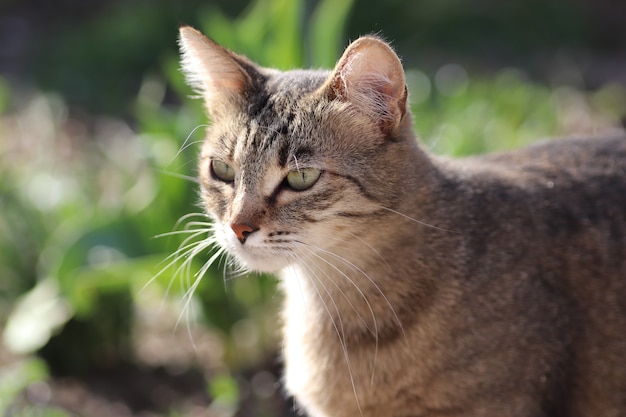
[319,36,408,135]
[178,26,262,118]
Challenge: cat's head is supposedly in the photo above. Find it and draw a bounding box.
[179,26,417,273]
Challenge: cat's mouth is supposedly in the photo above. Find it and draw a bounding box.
[219,226,297,273]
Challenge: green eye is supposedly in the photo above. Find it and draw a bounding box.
[286,168,321,191]
[211,159,235,182]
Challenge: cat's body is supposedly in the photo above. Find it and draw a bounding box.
[178,26,626,417]
[283,135,626,417]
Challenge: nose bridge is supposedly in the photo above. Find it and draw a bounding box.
[229,177,264,244]
[230,171,263,224]
[231,188,256,220]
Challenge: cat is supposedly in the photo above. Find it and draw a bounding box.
[177,26,626,417]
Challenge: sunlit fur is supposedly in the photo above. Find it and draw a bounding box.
[176,26,626,417]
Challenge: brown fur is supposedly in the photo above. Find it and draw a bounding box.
[178,26,626,417]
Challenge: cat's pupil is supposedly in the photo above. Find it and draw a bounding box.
[286,168,321,191]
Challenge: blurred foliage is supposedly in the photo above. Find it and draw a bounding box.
[409,67,626,155]
[0,0,625,416]
[21,0,248,116]
[349,0,590,54]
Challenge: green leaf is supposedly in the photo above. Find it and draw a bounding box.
[310,0,355,67]
[209,373,240,407]
[3,280,72,354]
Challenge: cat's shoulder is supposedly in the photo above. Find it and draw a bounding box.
[455,134,626,182]
[473,134,626,168]
[434,134,626,199]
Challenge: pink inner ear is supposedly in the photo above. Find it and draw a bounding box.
[329,39,407,132]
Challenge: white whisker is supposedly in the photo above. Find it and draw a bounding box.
[173,212,212,229]
[302,241,406,345]
[157,169,200,184]
[294,242,386,388]
[379,205,459,233]
[296,244,378,336]
[142,229,211,295]
[167,124,210,167]
[346,231,393,275]
[153,227,210,240]
[145,210,228,351]
[178,247,225,324]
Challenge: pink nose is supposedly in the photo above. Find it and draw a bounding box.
[230,223,257,244]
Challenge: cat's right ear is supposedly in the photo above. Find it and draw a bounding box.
[318,36,408,135]
[178,26,259,117]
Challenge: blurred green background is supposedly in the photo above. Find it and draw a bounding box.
[1,0,625,416]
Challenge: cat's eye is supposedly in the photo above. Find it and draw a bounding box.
[211,159,235,183]
[286,168,321,191]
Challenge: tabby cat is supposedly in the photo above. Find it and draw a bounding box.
[178,26,626,417]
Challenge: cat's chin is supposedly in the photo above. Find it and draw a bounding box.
[232,249,291,273]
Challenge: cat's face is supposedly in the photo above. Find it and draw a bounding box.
[198,80,387,272]
[179,27,411,273]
